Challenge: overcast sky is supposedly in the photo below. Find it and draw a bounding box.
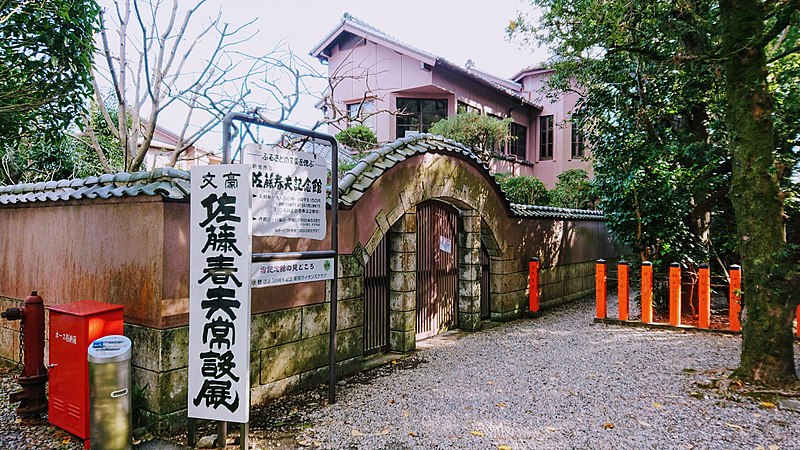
[97,0,547,149]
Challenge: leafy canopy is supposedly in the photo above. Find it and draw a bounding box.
[336,125,378,152]
[0,0,100,143]
[429,112,511,164]
[495,173,550,205]
[509,0,732,266]
[549,169,595,209]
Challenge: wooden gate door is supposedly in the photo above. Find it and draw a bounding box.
[416,201,458,340]
[363,235,389,355]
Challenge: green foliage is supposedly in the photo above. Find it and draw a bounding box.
[495,173,549,205]
[429,112,511,163]
[1,93,124,185]
[549,169,595,209]
[509,0,733,266]
[0,0,101,144]
[336,126,378,152]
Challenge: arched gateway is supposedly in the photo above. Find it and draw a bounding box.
[0,134,620,428]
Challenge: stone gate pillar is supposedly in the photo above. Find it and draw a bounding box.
[458,210,482,330]
[388,208,416,352]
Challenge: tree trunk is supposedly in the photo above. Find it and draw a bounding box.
[720,0,798,387]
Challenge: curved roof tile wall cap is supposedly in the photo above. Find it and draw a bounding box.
[336,134,605,221]
[0,136,604,221]
[0,168,191,205]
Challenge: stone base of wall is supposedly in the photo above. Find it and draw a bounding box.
[0,297,22,365]
[540,261,597,308]
[125,278,366,435]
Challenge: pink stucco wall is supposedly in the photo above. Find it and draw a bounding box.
[517,70,593,187]
[0,151,617,332]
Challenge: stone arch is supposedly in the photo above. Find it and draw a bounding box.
[342,135,512,352]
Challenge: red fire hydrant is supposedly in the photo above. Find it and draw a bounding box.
[1,291,48,417]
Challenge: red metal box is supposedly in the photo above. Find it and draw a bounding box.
[47,301,124,441]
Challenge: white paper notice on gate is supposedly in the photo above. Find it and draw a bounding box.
[243,143,327,240]
[439,236,452,253]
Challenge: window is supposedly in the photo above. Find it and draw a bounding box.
[457,101,480,115]
[509,122,527,159]
[347,100,376,131]
[489,114,505,155]
[571,116,585,158]
[396,98,447,138]
[539,115,554,160]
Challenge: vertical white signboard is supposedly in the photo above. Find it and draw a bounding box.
[243,143,327,240]
[188,164,252,423]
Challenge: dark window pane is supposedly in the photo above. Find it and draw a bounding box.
[539,115,554,160]
[571,115,585,158]
[396,98,448,136]
[509,122,527,160]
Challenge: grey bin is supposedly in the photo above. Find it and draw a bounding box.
[88,335,133,450]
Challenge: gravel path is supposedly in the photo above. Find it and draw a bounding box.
[0,365,83,449]
[297,297,800,450]
[2,297,798,449]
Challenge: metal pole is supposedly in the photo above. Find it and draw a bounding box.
[328,136,339,405]
[217,421,227,449]
[240,422,248,450]
[220,110,341,406]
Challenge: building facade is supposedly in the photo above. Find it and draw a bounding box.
[311,13,591,187]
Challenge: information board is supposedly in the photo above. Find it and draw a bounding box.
[243,143,327,240]
[251,258,335,288]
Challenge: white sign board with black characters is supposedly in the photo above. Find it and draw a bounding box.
[188,164,252,423]
[251,257,335,288]
[243,143,327,240]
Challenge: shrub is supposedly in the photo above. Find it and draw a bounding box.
[495,173,550,205]
[335,125,378,152]
[549,169,595,209]
[429,112,511,163]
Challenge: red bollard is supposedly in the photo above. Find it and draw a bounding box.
[1,291,48,418]
[729,265,742,332]
[596,259,607,319]
[698,264,711,329]
[641,261,653,323]
[669,263,682,326]
[618,261,629,321]
[529,257,540,313]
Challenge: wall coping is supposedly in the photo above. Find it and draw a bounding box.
[0,136,603,221]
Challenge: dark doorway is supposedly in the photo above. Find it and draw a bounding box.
[363,235,389,355]
[416,200,458,339]
[480,244,491,320]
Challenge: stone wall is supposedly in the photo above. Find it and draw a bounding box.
[540,260,598,310]
[0,138,626,436]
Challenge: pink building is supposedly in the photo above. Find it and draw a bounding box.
[311,13,591,187]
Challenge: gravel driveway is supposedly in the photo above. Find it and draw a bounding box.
[2,296,798,449]
[297,297,800,450]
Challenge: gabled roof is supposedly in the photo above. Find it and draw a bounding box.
[311,13,541,111]
[310,13,437,65]
[510,66,554,83]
